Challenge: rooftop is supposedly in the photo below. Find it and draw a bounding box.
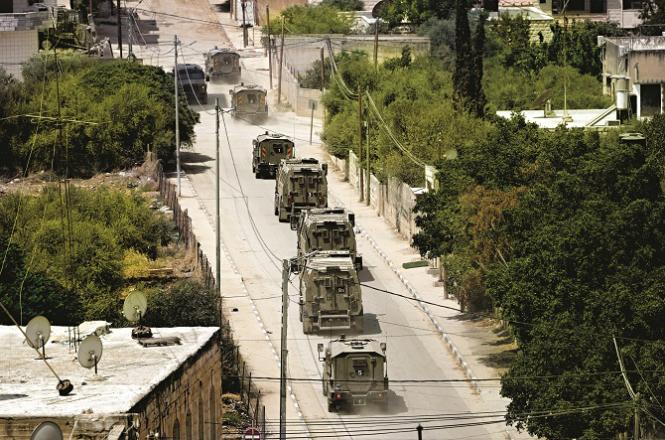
[599,36,665,51]
[0,325,218,417]
[496,107,620,129]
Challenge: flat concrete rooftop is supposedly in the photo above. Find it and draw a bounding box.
[0,326,218,417]
[496,108,620,129]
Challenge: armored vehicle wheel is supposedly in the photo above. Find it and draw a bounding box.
[328,401,335,412]
[302,319,314,334]
[278,206,289,223]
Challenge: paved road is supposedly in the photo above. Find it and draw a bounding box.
[130,1,505,438]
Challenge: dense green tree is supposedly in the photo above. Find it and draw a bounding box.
[320,0,363,11]
[453,0,473,110]
[0,69,26,174]
[143,280,219,327]
[377,0,453,28]
[470,12,487,117]
[264,4,354,35]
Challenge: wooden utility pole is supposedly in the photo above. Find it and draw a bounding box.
[373,20,379,70]
[417,424,423,440]
[365,119,370,206]
[116,0,122,58]
[266,5,272,89]
[174,35,181,196]
[279,259,290,440]
[320,46,325,91]
[241,0,248,48]
[613,337,641,439]
[277,17,285,104]
[358,86,364,201]
[215,98,221,325]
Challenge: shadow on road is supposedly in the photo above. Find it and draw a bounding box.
[358,268,375,282]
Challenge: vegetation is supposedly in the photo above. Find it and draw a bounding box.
[0,184,217,327]
[320,0,363,11]
[0,55,198,177]
[377,0,453,28]
[263,4,354,35]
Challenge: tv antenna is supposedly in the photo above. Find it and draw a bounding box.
[78,334,103,377]
[25,315,51,360]
[123,291,152,339]
[31,421,63,440]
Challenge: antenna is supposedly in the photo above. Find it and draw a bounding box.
[78,334,103,377]
[25,315,51,360]
[31,422,63,440]
[123,291,152,339]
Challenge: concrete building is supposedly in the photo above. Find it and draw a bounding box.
[496,107,620,128]
[599,36,665,119]
[537,0,642,28]
[0,325,222,440]
[494,3,555,42]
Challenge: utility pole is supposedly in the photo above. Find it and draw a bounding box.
[215,98,221,330]
[320,46,325,91]
[116,0,122,58]
[613,337,641,439]
[277,16,285,104]
[365,119,370,206]
[174,35,181,196]
[373,20,379,70]
[309,101,315,144]
[358,86,364,202]
[241,0,248,48]
[266,5,273,89]
[279,259,290,440]
[416,424,423,440]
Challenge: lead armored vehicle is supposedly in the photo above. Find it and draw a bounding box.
[318,337,388,412]
[298,250,363,334]
[252,132,294,178]
[173,63,207,105]
[274,158,327,223]
[294,207,362,270]
[229,83,267,118]
[205,47,241,79]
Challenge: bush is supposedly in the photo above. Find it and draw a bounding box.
[143,280,219,327]
[320,0,363,11]
[264,4,354,35]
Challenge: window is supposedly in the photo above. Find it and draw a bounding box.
[622,0,640,9]
[273,145,284,154]
[186,412,193,440]
[351,359,368,377]
[173,419,180,440]
[209,390,216,440]
[199,396,205,440]
[247,93,257,104]
[640,84,662,117]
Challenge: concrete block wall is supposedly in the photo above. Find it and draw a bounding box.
[0,29,39,79]
[132,331,223,440]
[345,150,418,241]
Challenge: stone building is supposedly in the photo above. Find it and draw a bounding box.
[0,326,222,440]
[599,36,665,119]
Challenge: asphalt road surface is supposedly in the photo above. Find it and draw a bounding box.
[130,1,506,438]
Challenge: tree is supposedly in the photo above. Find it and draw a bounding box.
[143,280,219,327]
[378,0,454,28]
[320,0,363,11]
[0,68,25,174]
[264,4,354,36]
[470,12,487,117]
[453,0,473,111]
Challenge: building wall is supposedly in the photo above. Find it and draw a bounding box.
[0,415,133,440]
[131,330,222,440]
[0,29,39,79]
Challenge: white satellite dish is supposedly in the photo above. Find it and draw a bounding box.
[30,421,63,440]
[25,315,51,360]
[78,334,103,376]
[123,291,148,323]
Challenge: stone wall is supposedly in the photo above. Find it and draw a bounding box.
[131,330,223,440]
[346,151,419,241]
[0,415,134,440]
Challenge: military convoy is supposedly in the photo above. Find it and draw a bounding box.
[318,337,389,411]
[273,158,328,223]
[294,207,362,270]
[252,132,294,178]
[205,47,241,79]
[230,83,268,118]
[174,64,208,105]
[298,251,363,334]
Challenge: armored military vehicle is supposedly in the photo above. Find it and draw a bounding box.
[274,158,328,223]
[318,337,388,412]
[205,47,241,79]
[252,132,295,179]
[229,83,268,118]
[294,208,362,270]
[173,64,208,105]
[298,250,363,334]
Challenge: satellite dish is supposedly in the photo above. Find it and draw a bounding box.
[26,315,51,359]
[78,334,103,376]
[30,422,63,440]
[123,291,148,323]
